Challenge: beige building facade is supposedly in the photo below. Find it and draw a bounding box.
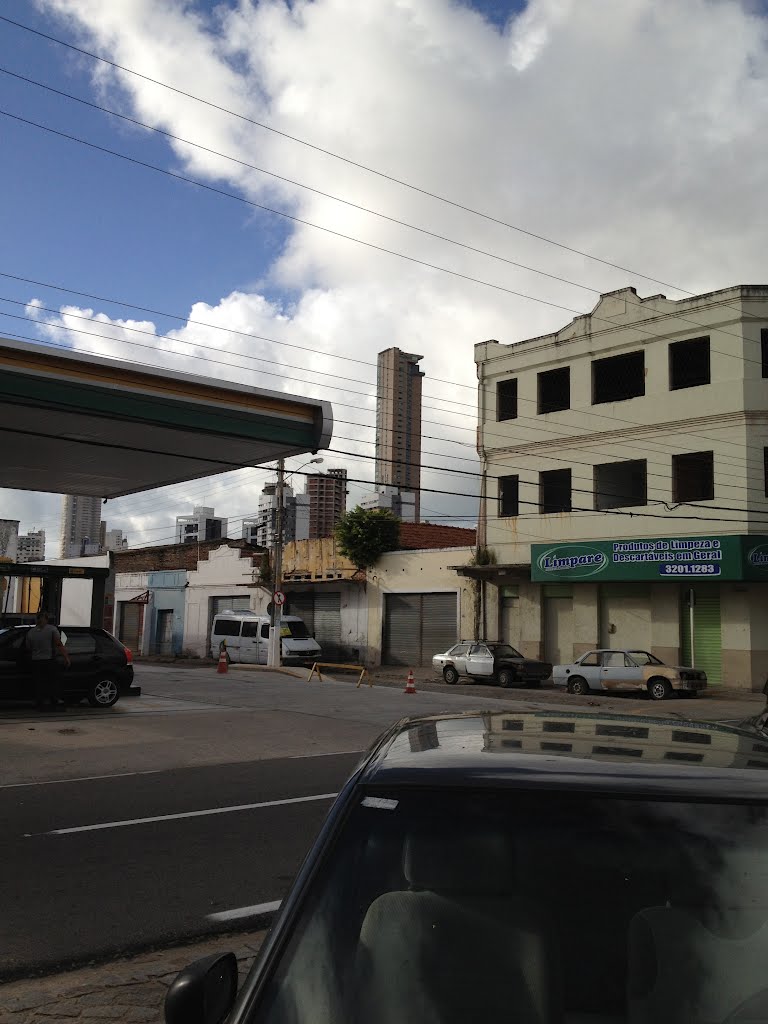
[471,285,768,690]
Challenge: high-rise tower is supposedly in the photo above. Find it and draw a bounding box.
[374,348,423,521]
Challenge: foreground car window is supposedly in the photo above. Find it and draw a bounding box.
[248,789,768,1023]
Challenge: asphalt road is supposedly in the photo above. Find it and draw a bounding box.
[0,664,761,978]
[0,751,359,979]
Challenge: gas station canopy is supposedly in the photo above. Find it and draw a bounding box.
[0,336,333,498]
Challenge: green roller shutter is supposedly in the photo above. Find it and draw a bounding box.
[681,586,721,684]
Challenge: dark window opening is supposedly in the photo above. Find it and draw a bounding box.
[669,337,710,390]
[765,448,768,498]
[537,367,570,414]
[594,460,647,510]
[592,351,645,404]
[499,475,519,517]
[762,329,768,378]
[672,451,714,502]
[497,379,518,421]
[539,469,572,514]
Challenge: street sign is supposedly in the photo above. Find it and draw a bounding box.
[273,591,286,606]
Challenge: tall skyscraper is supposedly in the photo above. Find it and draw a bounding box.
[250,482,309,548]
[307,468,348,539]
[60,495,103,558]
[176,506,226,544]
[375,348,423,521]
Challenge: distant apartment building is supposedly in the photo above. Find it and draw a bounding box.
[375,347,424,521]
[250,483,310,548]
[17,529,45,563]
[104,528,128,551]
[359,487,417,522]
[467,284,768,690]
[176,506,226,544]
[307,468,348,539]
[60,494,103,558]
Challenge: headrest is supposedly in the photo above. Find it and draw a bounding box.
[404,832,514,893]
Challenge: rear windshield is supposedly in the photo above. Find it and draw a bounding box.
[250,787,768,1023]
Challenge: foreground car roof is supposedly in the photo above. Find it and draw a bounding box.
[360,710,768,798]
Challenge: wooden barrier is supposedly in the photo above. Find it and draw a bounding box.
[307,662,372,688]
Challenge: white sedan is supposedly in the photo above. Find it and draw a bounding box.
[552,649,707,700]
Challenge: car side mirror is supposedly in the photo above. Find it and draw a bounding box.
[164,952,238,1024]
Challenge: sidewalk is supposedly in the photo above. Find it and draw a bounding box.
[0,931,265,1024]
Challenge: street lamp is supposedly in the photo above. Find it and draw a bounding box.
[267,456,324,668]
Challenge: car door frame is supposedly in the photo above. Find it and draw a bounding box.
[599,650,641,691]
[465,643,496,679]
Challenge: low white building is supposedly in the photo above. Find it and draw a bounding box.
[176,506,227,544]
[183,543,268,657]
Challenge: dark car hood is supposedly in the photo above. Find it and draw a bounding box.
[497,657,552,674]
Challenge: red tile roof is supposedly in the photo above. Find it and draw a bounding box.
[398,522,476,550]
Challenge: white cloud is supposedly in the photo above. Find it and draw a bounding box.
[10,0,768,544]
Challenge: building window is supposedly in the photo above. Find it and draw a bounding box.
[539,469,572,513]
[594,460,647,510]
[672,451,714,502]
[669,337,710,390]
[762,329,768,378]
[499,475,519,517]
[497,378,518,421]
[537,367,570,414]
[764,448,768,497]
[592,351,645,404]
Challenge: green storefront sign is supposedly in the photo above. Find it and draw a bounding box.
[531,535,768,583]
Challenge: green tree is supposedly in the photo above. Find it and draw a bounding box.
[335,507,400,570]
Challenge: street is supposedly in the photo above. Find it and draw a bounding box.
[0,663,763,979]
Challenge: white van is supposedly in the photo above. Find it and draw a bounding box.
[210,611,322,665]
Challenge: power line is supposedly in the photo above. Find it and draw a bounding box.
[0,12,716,297]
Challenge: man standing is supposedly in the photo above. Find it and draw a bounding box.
[25,611,70,710]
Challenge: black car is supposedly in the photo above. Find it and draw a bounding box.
[166,708,768,1024]
[0,625,137,708]
[433,640,552,687]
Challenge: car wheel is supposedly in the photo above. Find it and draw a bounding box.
[443,666,459,685]
[567,676,590,695]
[87,677,120,708]
[648,677,672,701]
[497,669,516,688]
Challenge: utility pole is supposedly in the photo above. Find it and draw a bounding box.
[267,458,285,668]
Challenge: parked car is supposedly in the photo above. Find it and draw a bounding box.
[0,625,138,707]
[432,640,552,687]
[553,648,707,700]
[165,708,768,1024]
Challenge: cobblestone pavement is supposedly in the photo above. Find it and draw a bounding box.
[0,931,264,1024]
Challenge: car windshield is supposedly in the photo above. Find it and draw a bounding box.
[283,620,310,639]
[488,644,524,658]
[628,650,664,666]
[248,787,768,1023]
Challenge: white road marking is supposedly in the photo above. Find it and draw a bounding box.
[207,900,282,923]
[0,770,162,790]
[29,792,338,837]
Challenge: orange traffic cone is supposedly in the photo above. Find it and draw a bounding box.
[404,669,416,694]
[217,647,229,674]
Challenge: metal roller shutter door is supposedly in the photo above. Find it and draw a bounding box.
[119,603,142,651]
[383,593,457,667]
[313,592,342,660]
[286,593,314,634]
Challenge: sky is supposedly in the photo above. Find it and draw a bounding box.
[1,0,768,555]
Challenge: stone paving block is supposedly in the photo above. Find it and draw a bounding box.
[80,1006,126,1020]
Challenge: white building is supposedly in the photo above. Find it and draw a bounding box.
[60,494,102,558]
[253,483,309,548]
[359,488,417,522]
[104,528,128,551]
[468,284,768,690]
[176,506,226,544]
[16,529,44,563]
[183,544,268,657]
